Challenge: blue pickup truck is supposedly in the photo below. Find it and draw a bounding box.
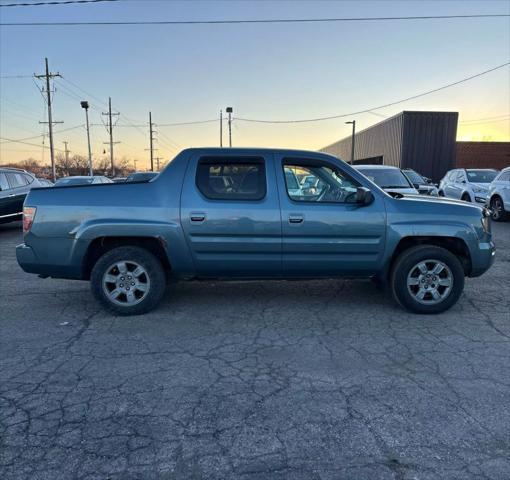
[17,148,495,316]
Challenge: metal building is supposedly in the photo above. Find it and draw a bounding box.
[321,111,459,182]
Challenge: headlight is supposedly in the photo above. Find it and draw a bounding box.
[473,187,488,194]
[481,207,491,233]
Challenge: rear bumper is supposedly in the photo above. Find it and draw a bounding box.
[16,243,83,279]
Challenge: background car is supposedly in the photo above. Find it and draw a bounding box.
[402,168,439,196]
[486,166,510,221]
[354,165,418,196]
[36,178,54,187]
[54,176,113,187]
[0,167,41,223]
[125,172,159,182]
[438,168,498,204]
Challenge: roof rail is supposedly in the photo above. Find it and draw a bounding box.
[0,166,28,173]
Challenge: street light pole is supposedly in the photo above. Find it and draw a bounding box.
[345,120,356,164]
[81,101,93,176]
[219,109,223,147]
[226,107,233,147]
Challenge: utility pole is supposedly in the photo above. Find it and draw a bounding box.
[35,58,62,182]
[345,120,356,164]
[154,157,164,171]
[80,101,93,176]
[102,97,119,176]
[220,109,223,147]
[63,141,71,175]
[147,112,158,171]
[226,107,233,147]
[133,158,137,171]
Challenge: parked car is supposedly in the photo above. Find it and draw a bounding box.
[17,148,494,316]
[125,172,159,182]
[402,169,439,196]
[486,166,510,221]
[438,168,498,204]
[54,176,113,187]
[0,167,42,224]
[37,178,54,187]
[354,165,418,196]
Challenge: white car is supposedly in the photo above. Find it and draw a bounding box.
[354,165,418,196]
[438,168,498,204]
[486,166,510,221]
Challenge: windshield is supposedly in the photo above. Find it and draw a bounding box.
[55,177,93,186]
[358,168,412,189]
[466,170,498,183]
[403,170,425,185]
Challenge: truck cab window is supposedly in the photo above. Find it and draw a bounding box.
[196,158,266,200]
[283,163,359,203]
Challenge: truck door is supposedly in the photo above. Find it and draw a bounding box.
[276,155,386,277]
[180,152,282,277]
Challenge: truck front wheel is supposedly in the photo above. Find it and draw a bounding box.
[90,246,166,316]
[391,245,465,314]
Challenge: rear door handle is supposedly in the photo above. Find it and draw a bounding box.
[190,213,206,223]
[288,214,304,224]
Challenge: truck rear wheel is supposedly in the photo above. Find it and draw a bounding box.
[90,246,166,316]
[391,245,465,314]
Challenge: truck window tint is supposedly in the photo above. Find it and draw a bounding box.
[196,160,266,200]
[283,163,359,203]
[0,173,10,191]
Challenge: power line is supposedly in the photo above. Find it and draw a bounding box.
[0,0,122,7]
[459,114,510,124]
[236,62,510,124]
[2,13,509,26]
[0,125,85,144]
[0,74,33,78]
[0,136,66,152]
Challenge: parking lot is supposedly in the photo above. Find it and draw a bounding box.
[0,221,509,480]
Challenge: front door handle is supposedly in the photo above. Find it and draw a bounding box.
[190,213,206,223]
[288,214,304,224]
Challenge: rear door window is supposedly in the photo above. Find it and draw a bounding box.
[196,158,266,201]
[6,173,26,188]
[0,173,10,191]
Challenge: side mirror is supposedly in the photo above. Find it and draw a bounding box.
[413,183,421,190]
[356,186,374,205]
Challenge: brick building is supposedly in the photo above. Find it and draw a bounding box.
[456,141,510,170]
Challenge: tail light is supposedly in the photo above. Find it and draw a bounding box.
[23,207,37,235]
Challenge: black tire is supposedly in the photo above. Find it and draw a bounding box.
[438,190,445,197]
[461,193,471,202]
[490,196,508,222]
[90,246,166,316]
[391,245,465,314]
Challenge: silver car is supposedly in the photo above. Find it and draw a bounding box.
[438,168,498,204]
[355,165,418,196]
[486,166,510,221]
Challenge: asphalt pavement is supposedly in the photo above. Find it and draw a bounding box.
[1,220,509,480]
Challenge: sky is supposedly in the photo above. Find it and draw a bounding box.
[0,0,509,170]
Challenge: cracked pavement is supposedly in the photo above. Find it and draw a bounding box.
[1,221,509,480]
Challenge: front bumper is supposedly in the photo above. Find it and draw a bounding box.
[469,240,496,277]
